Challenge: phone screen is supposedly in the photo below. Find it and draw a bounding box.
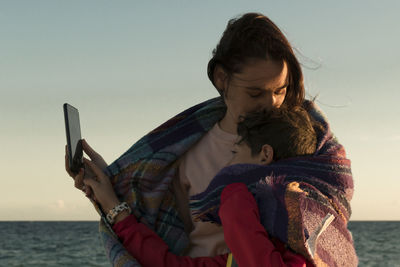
[64,103,83,174]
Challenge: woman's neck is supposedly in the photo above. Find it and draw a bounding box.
[218,114,237,135]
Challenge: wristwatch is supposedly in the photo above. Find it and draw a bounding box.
[106,202,131,224]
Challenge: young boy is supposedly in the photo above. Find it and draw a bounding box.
[83,106,318,267]
[220,106,319,267]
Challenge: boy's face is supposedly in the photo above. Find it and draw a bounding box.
[226,142,273,166]
[228,142,258,166]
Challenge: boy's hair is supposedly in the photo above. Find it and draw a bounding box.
[237,106,321,161]
[207,12,305,108]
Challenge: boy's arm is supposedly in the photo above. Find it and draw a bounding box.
[112,215,228,267]
[219,183,310,267]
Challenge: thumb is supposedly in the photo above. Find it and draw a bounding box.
[82,139,100,159]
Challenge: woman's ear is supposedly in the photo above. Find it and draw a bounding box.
[259,144,273,165]
[213,65,228,95]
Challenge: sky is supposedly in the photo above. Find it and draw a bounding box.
[1,1,399,221]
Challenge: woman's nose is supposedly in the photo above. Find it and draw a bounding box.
[260,93,276,110]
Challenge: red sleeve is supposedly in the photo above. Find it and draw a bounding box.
[219,183,311,267]
[112,214,228,267]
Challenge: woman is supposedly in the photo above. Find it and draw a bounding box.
[66,13,356,267]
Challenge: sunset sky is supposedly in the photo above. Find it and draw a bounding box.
[1,1,399,221]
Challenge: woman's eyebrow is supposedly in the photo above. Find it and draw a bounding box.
[245,82,289,91]
[276,82,289,90]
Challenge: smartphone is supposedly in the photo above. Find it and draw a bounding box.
[63,103,83,174]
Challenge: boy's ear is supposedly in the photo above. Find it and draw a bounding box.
[213,65,228,95]
[260,144,273,165]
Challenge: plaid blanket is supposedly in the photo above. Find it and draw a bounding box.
[97,97,357,267]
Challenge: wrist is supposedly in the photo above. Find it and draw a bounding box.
[102,198,121,214]
[113,210,130,224]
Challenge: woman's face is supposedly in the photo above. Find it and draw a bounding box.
[216,58,288,133]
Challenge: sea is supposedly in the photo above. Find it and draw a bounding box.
[0,221,399,266]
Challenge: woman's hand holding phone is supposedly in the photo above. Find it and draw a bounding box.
[65,140,127,220]
[65,139,108,200]
[81,158,122,214]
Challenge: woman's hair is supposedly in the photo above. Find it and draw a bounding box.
[237,106,320,161]
[208,12,305,108]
